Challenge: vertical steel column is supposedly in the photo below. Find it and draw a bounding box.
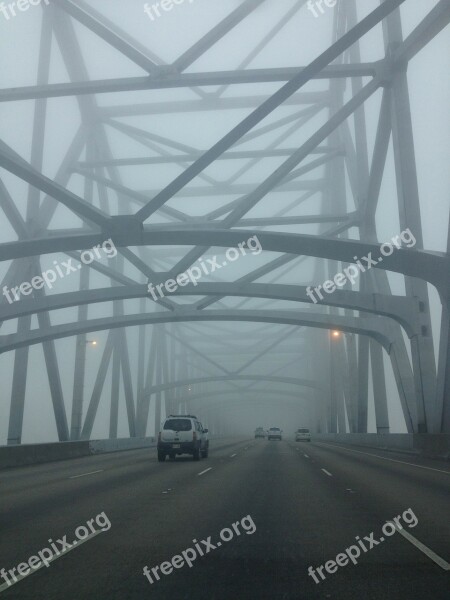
[383,2,437,432]
[437,297,450,432]
[346,0,390,434]
[324,2,352,433]
[109,255,124,439]
[109,331,121,439]
[154,327,162,436]
[357,338,369,432]
[119,330,137,437]
[138,331,157,437]
[80,331,115,439]
[7,283,32,445]
[329,338,338,433]
[160,326,170,421]
[371,340,390,432]
[167,325,176,415]
[37,301,70,441]
[436,220,450,432]
[8,12,52,445]
[71,146,92,439]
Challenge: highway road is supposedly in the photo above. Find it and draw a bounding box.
[0,438,449,599]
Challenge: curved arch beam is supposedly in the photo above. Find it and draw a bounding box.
[145,375,322,396]
[0,309,393,354]
[0,282,418,336]
[1,229,448,296]
[183,388,318,405]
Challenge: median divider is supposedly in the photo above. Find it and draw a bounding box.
[311,433,450,460]
[0,437,155,470]
[0,441,91,470]
[89,437,155,454]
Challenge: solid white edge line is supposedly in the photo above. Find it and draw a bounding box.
[197,468,212,476]
[315,442,450,475]
[321,468,332,477]
[388,522,450,571]
[0,530,103,594]
[69,469,104,479]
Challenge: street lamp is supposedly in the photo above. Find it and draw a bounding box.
[77,339,97,347]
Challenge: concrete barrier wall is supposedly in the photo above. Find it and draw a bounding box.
[312,433,450,460]
[413,434,450,459]
[0,437,155,470]
[0,441,91,470]
[89,437,155,454]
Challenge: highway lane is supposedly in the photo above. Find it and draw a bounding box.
[301,441,450,561]
[0,439,448,599]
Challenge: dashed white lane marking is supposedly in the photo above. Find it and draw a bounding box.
[0,530,103,593]
[315,442,450,475]
[321,469,333,477]
[304,454,310,458]
[69,469,103,479]
[388,522,450,570]
[230,454,237,458]
[197,468,212,476]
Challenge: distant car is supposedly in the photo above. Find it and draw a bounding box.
[268,427,282,441]
[295,428,311,442]
[254,427,266,438]
[157,415,209,461]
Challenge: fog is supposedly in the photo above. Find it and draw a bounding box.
[0,0,448,445]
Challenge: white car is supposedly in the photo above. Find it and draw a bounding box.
[295,428,311,442]
[157,415,209,461]
[268,427,282,441]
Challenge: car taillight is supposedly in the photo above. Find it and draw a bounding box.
[193,431,197,441]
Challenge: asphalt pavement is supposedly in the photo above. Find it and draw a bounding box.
[0,438,448,599]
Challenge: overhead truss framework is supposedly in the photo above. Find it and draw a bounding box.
[0,0,449,444]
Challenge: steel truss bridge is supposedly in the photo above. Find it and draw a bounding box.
[0,0,449,444]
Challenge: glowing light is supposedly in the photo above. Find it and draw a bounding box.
[331,330,341,338]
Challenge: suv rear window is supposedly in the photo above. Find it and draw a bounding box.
[270,428,280,431]
[163,419,192,431]
[297,428,309,433]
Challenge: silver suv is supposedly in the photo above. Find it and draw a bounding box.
[157,415,209,462]
[268,427,282,441]
[295,428,311,442]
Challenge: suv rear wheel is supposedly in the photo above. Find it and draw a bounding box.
[201,446,209,458]
[193,446,200,461]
